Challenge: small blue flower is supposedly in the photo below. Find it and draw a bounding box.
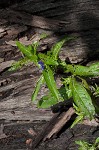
[38,61,45,70]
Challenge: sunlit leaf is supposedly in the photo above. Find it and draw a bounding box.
[43,65,63,101]
[62,77,72,99]
[94,137,99,146]
[38,86,69,108]
[66,63,99,77]
[75,140,92,150]
[38,53,58,66]
[71,115,84,128]
[32,41,39,55]
[8,58,30,71]
[40,33,48,39]
[71,78,95,119]
[16,41,34,60]
[38,94,58,108]
[31,75,44,102]
[51,37,73,60]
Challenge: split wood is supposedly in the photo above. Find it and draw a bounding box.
[31,107,75,149]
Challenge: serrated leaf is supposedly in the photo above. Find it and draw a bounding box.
[80,77,90,90]
[58,86,69,99]
[8,58,30,71]
[31,75,44,102]
[32,41,39,55]
[51,38,66,60]
[88,62,99,76]
[71,115,83,128]
[38,94,58,108]
[93,85,99,97]
[43,65,63,101]
[89,62,99,69]
[94,137,99,146]
[66,64,99,77]
[38,86,68,108]
[71,78,95,119]
[75,141,91,150]
[40,33,48,39]
[38,53,58,66]
[63,77,72,99]
[16,41,35,61]
[51,36,74,60]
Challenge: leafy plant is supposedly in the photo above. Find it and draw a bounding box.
[75,137,99,150]
[9,34,99,126]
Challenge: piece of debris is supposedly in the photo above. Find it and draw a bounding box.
[31,107,75,149]
[28,128,37,137]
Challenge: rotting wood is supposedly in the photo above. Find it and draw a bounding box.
[10,0,99,31]
[1,7,99,33]
[0,9,69,32]
[0,8,99,64]
[43,107,75,141]
[31,108,75,149]
[31,112,60,149]
[0,71,53,121]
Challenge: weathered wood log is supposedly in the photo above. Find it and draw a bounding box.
[0,65,53,121]
[0,8,99,63]
[0,0,99,124]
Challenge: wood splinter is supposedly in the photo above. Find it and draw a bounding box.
[43,107,75,141]
[31,107,75,149]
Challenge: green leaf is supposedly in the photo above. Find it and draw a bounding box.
[38,87,67,108]
[50,37,72,60]
[94,137,99,146]
[8,58,30,71]
[51,38,66,60]
[93,85,99,97]
[71,78,95,119]
[38,86,69,108]
[40,33,48,39]
[75,140,92,150]
[71,114,83,128]
[80,77,90,90]
[66,63,99,77]
[88,62,99,76]
[31,75,44,102]
[58,86,69,99]
[16,41,36,61]
[62,77,72,99]
[32,41,39,55]
[43,65,63,101]
[38,93,58,108]
[38,53,58,66]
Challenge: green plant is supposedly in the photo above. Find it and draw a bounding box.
[75,137,99,150]
[9,34,99,126]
